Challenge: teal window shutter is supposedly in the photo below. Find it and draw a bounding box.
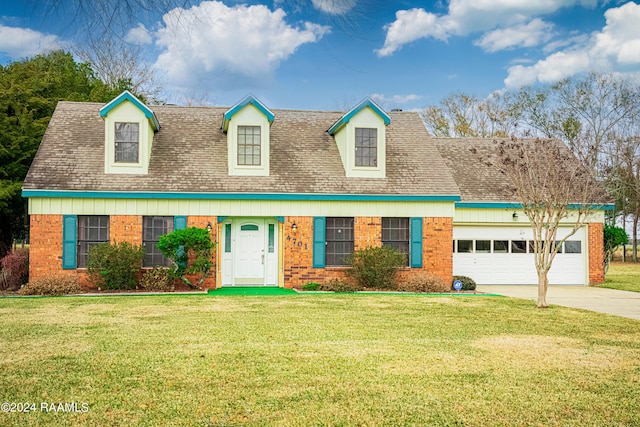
[410,217,423,268]
[62,215,77,269]
[313,217,326,268]
[173,216,187,230]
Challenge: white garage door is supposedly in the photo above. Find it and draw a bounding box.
[453,226,587,285]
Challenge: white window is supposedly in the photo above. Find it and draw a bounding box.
[115,122,139,163]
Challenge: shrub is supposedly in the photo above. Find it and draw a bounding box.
[344,246,406,290]
[398,272,449,293]
[0,248,29,291]
[157,227,215,289]
[19,275,81,296]
[87,242,144,290]
[302,282,321,291]
[319,278,362,293]
[452,275,477,291]
[139,267,173,292]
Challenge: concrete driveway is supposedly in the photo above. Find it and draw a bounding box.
[477,285,640,320]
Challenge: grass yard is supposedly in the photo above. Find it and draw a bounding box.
[1,294,639,426]
[602,261,640,292]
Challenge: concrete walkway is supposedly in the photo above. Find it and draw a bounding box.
[477,285,640,320]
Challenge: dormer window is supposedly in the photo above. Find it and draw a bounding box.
[355,127,377,167]
[115,122,139,163]
[328,98,390,178]
[223,95,274,177]
[237,125,261,166]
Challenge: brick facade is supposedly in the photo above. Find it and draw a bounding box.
[588,222,605,284]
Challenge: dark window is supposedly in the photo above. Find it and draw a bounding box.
[326,217,354,266]
[77,215,109,268]
[556,241,563,254]
[511,241,527,254]
[382,217,409,265]
[476,240,491,253]
[355,128,377,167]
[457,240,473,253]
[494,240,509,253]
[143,216,174,267]
[564,240,582,253]
[115,122,139,163]
[237,125,261,166]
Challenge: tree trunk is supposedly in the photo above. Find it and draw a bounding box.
[634,215,638,263]
[537,270,549,308]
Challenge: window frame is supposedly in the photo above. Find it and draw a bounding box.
[237,125,262,166]
[325,217,354,267]
[142,216,174,268]
[77,215,110,268]
[114,122,140,163]
[382,217,410,266]
[354,127,377,167]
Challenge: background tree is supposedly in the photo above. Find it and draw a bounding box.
[0,50,125,257]
[477,138,611,308]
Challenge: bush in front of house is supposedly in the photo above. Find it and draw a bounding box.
[397,272,449,293]
[452,275,477,291]
[302,282,321,291]
[157,227,215,289]
[139,267,174,292]
[319,278,362,292]
[0,248,29,291]
[19,275,81,296]
[344,246,406,290]
[87,242,144,290]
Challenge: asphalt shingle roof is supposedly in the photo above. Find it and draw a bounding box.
[23,101,462,197]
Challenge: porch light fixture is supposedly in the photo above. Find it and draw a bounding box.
[206,222,212,232]
[512,212,518,221]
[291,222,297,233]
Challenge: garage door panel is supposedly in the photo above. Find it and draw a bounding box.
[453,226,586,285]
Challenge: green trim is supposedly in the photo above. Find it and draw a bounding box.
[410,217,422,268]
[62,215,77,269]
[22,189,460,202]
[456,202,615,211]
[99,90,160,130]
[313,217,326,268]
[218,216,228,222]
[222,95,274,131]
[173,216,187,230]
[274,216,284,223]
[328,98,391,135]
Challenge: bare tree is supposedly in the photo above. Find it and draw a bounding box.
[74,39,164,104]
[479,138,610,308]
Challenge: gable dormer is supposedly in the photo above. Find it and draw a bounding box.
[222,95,274,176]
[100,90,159,175]
[328,98,390,179]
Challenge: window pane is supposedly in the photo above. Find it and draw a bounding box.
[77,215,110,268]
[237,126,261,166]
[494,240,509,253]
[115,123,139,163]
[326,217,354,266]
[565,241,582,253]
[268,224,275,253]
[511,240,526,254]
[382,217,409,266]
[355,127,377,167]
[476,240,491,253]
[142,216,173,267]
[457,240,472,253]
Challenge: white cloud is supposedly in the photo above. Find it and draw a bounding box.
[125,23,152,45]
[376,0,598,56]
[369,93,422,106]
[474,19,554,52]
[504,2,640,87]
[311,0,356,15]
[154,1,330,88]
[0,25,60,59]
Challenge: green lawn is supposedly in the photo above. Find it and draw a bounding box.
[1,294,639,426]
[602,262,640,292]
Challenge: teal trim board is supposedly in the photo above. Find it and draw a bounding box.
[99,90,160,130]
[455,201,615,210]
[328,97,391,135]
[22,189,461,202]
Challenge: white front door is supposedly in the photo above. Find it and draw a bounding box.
[221,218,279,286]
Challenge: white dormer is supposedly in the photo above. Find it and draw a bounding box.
[222,95,274,176]
[328,98,390,179]
[100,90,159,175]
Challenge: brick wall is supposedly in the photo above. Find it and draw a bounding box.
[283,216,453,288]
[588,222,604,284]
[187,216,218,289]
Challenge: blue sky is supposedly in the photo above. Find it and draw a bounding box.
[1,1,640,110]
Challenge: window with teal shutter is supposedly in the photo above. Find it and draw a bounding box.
[313,217,326,268]
[410,217,423,268]
[62,215,77,269]
[173,216,187,268]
